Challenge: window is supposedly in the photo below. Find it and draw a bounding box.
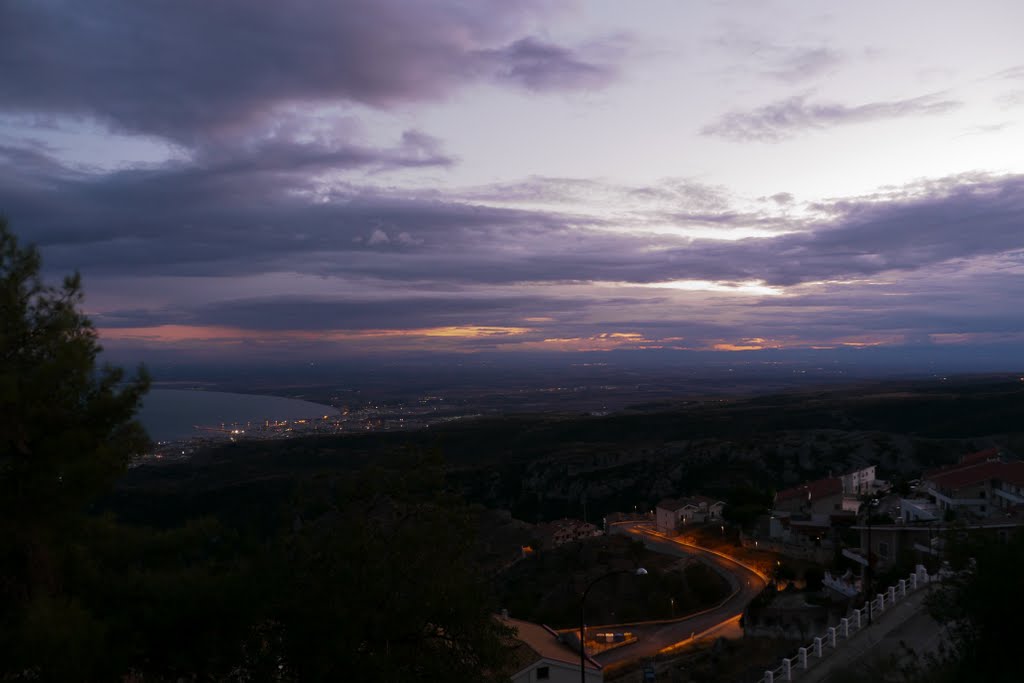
[537,666,550,680]
[878,541,889,559]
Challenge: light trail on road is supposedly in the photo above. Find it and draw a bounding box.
[594,523,769,668]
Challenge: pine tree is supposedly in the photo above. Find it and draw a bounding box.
[1,216,150,675]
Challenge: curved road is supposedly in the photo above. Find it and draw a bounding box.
[594,523,768,666]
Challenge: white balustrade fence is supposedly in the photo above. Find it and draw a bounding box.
[756,565,934,683]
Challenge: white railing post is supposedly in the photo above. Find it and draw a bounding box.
[889,586,896,604]
[899,578,907,597]
[783,658,792,681]
[840,618,849,638]
[853,608,861,629]
[799,647,808,669]
[828,627,837,647]
[910,573,917,590]
[814,637,823,658]
[765,670,774,683]
[876,594,886,613]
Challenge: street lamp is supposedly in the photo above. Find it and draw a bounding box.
[579,568,648,683]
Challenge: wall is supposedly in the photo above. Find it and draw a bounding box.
[511,659,602,683]
[743,602,849,641]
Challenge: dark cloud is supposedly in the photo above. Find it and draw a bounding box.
[481,37,617,91]
[745,267,1024,344]
[0,1,615,144]
[701,92,961,142]
[199,128,456,175]
[5,138,1024,290]
[100,295,599,332]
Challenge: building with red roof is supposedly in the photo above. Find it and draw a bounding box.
[921,451,1024,517]
[774,477,844,522]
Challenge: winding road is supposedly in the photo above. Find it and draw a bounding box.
[593,523,768,666]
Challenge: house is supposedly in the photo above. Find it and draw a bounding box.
[655,499,689,533]
[991,461,1024,510]
[655,497,727,533]
[500,615,602,683]
[839,465,877,495]
[853,516,1024,570]
[774,478,844,524]
[899,498,940,523]
[696,496,726,521]
[921,460,1021,518]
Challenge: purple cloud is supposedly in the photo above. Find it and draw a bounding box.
[701,92,961,142]
[5,134,1024,352]
[481,37,618,91]
[0,1,618,144]
[5,137,1024,289]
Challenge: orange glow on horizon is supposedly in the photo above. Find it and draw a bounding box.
[99,323,532,345]
[99,324,1007,355]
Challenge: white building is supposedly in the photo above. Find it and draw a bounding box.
[839,466,877,495]
[501,616,602,683]
[655,497,726,534]
[899,498,939,523]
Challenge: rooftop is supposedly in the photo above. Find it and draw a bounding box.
[961,447,1001,466]
[657,498,695,512]
[499,616,599,671]
[926,460,1024,491]
[776,477,843,503]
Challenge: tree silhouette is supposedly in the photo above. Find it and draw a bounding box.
[1,218,514,680]
[1,216,150,676]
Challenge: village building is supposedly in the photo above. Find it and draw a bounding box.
[500,615,602,683]
[655,497,725,534]
[919,449,1024,518]
[839,465,877,495]
[773,478,844,524]
[851,449,1024,570]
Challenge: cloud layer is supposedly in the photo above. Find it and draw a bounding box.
[3,1,1023,360]
[1,0,614,143]
[702,93,961,142]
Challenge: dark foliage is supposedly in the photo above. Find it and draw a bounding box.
[925,530,1024,682]
[1,219,513,681]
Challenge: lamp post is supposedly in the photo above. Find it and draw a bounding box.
[579,568,648,683]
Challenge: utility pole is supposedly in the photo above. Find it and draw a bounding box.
[579,568,648,683]
[865,498,878,626]
[866,516,873,626]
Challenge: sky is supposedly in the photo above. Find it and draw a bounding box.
[3,0,1024,366]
